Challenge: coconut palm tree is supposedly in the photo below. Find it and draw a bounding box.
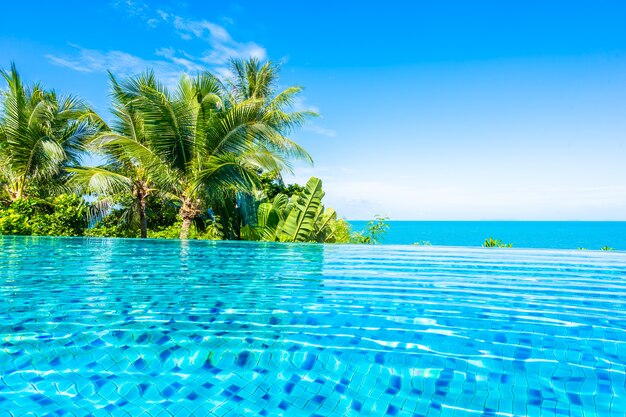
[228,58,315,160]
[68,72,174,238]
[135,63,313,239]
[0,63,100,202]
[71,59,314,240]
[212,58,317,237]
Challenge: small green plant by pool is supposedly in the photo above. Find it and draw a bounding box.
[600,246,614,251]
[483,237,513,248]
[351,215,390,244]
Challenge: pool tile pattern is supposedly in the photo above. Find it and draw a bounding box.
[1,237,626,416]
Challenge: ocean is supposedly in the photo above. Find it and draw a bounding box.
[347,220,626,250]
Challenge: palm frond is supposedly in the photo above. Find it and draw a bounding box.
[67,166,133,195]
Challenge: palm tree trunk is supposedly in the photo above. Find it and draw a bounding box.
[179,197,199,239]
[180,216,193,239]
[135,183,148,238]
[138,194,147,238]
[233,194,242,240]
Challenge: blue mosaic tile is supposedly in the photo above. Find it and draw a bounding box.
[2,237,626,416]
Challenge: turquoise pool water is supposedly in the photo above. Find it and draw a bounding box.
[1,236,626,416]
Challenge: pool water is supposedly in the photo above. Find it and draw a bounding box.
[1,237,626,416]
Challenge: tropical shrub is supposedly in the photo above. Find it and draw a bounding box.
[148,222,221,240]
[241,177,348,243]
[482,237,513,248]
[0,194,88,236]
[84,210,140,238]
[84,203,222,240]
[351,215,390,244]
[260,172,305,200]
[0,204,31,235]
[332,219,352,243]
[32,194,88,236]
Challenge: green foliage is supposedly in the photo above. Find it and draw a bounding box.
[600,246,614,251]
[146,197,179,230]
[84,211,139,238]
[242,177,350,243]
[147,222,221,240]
[0,204,31,235]
[413,240,432,246]
[259,172,304,200]
[280,177,324,242]
[0,63,101,201]
[351,216,390,244]
[0,194,88,236]
[84,204,222,240]
[482,237,513,248]
[0,60,355,243]
[33,194,88,236]
[147,224,181,239]
[331,219,352,243]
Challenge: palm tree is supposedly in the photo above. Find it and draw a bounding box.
[215,58,316,237]
[135,62,313,239]
[69,73,174,238]
[71,59,315,240]
[228,58,315,159]
[0,63,100,202]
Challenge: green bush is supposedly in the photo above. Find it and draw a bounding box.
[86,215,222,240]
[0,195,88,236]
[351,215,390,244]
[84,210,140,238]
[33,194,88,236]
[0,207,31,235]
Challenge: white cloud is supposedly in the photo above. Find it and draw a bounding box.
[173,17,232,43]
[325,180,626,220]
[155,47,205,72]
[284,163,626,220]
[304,123,337,138]
[112,0,157,27]
[48,5,268,85]
[292,96,320,114]
[156,9,170,21]
[171,16,267,64]
[46,44,185,88]
[47,45,150,74]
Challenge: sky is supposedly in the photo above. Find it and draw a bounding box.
[1,1,625,220]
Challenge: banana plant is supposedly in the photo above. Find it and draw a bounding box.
[242,177,344,243]
[279,177,324,242]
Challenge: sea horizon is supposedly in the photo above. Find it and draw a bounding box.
[348,220,626,249]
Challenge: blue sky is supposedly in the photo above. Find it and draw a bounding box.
[1,1,625,220]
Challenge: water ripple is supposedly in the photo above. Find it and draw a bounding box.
[1,236,626,416]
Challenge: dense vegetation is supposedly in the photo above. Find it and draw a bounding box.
[0,60,385,243]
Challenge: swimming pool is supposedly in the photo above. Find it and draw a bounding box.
[1,236,626,416]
